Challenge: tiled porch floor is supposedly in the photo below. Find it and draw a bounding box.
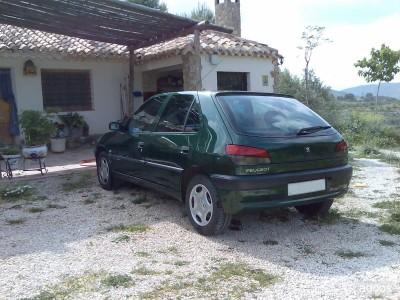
[0,146,96,181]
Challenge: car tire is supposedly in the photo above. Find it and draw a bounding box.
[97,152,117,191]
[185,175,231,236]
[295,199,334,217]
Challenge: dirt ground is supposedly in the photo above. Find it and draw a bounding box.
[0,157,399,300]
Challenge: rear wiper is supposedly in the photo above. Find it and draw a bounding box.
[297,126,332,136]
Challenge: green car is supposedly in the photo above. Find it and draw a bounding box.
[96,92,352,235]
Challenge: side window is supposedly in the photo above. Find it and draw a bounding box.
[129,96,165,133]
[184,103,201,132]
[156,94,195,133]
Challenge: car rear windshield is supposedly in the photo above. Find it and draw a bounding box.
[217,94,331,137]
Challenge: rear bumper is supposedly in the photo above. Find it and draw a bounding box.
[210,164,352,214]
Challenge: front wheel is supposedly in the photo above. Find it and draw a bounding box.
[295,199,334,217]
[97,152,116,190]
[185,175,231,236]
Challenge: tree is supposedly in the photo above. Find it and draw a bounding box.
[298,26,331,105]
[276,68,337,125]
[355,44,400,108]
[187,2,215,23]
[127,0,167,12]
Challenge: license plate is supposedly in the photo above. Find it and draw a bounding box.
[288,179,326,196]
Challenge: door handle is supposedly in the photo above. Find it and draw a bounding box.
[180,146,190,154]
[138,142,145,151]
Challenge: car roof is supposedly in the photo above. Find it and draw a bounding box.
[167,91,295,99]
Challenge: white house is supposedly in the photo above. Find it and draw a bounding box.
[0,0,282,143]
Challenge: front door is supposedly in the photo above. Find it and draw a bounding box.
[141,93,202,195]
[118,95,167,179]
[0,99,12,144]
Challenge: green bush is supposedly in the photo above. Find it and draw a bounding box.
[319,110,400,148]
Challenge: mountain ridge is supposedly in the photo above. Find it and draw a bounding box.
[337,82,400,99]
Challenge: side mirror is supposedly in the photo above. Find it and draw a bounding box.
[109,122,120,131]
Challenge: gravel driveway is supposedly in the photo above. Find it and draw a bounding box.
[0,158,399,300]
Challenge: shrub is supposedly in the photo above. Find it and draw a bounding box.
[19,110,54,146]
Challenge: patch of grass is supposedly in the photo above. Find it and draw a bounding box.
[379,223,400,235]
[107,223,150,233]
[28,207,46,213]
[378,152,400,168]
[30,272,104,300]
[159,246,179,255]
[131,266,159,276]
[47,204,67,209]
[174,260,190,267]
[0,185,35,202]
[335,250,367,259]
[112,235,130,243]
[100,274,134,288]
[378,240,397,247]
[83,198,96,205]
[135,251,151,258]
[6,218,25,225]
[312,208,359,225]
[141,262,279,299]
[199,262,280,298]
[61,172,93,192]
[342,208,380,219]
[140,280,195,299]
[376,200,400,235]
[370,292,384,299]
[263,240,279,246]
[300,244,315,255]
[132,194,148,204]
[373,201,399,209]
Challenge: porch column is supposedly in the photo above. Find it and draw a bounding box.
[128,47,135,116]
[182,29,202,91]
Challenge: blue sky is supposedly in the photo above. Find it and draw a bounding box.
[162,0,400,90]
[304,0,400,25]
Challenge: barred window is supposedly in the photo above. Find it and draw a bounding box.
[41,70,92,111]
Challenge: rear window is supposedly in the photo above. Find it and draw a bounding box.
[217,94,330,137]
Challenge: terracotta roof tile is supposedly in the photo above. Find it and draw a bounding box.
[0,24,282,63]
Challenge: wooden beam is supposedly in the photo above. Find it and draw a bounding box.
[128,47,136,116]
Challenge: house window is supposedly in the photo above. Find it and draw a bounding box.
[217,72,248,91]
[41,69,92,111]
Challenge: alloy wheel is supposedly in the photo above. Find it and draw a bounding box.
[189,184,214,226]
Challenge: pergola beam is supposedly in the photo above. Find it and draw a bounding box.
[0,0,232,113]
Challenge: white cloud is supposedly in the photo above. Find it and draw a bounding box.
[163,0,400,90]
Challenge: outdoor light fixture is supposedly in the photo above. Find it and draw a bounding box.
[23,59,37,76]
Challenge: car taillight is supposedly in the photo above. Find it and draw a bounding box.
[335,140,348,152]
[226,145,271,165]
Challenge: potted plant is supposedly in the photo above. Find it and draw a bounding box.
[50,122,66,153]
[19,110,55,159]
[59,113,88,138]
[0,146,21,170]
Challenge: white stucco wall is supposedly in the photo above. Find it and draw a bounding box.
[201,55,275,92]
[0,55,128,134]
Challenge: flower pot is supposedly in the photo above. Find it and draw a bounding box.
[22,145,48,159]
[2,154,21,170]
[70,127,84,138]
[50,138,66,153]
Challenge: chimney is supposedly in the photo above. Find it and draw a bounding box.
[215,0,241,37]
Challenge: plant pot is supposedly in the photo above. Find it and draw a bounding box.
[50,138,66,153]
[70,127,84,138]
[2,154,21,170]
[22,145,48,159]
